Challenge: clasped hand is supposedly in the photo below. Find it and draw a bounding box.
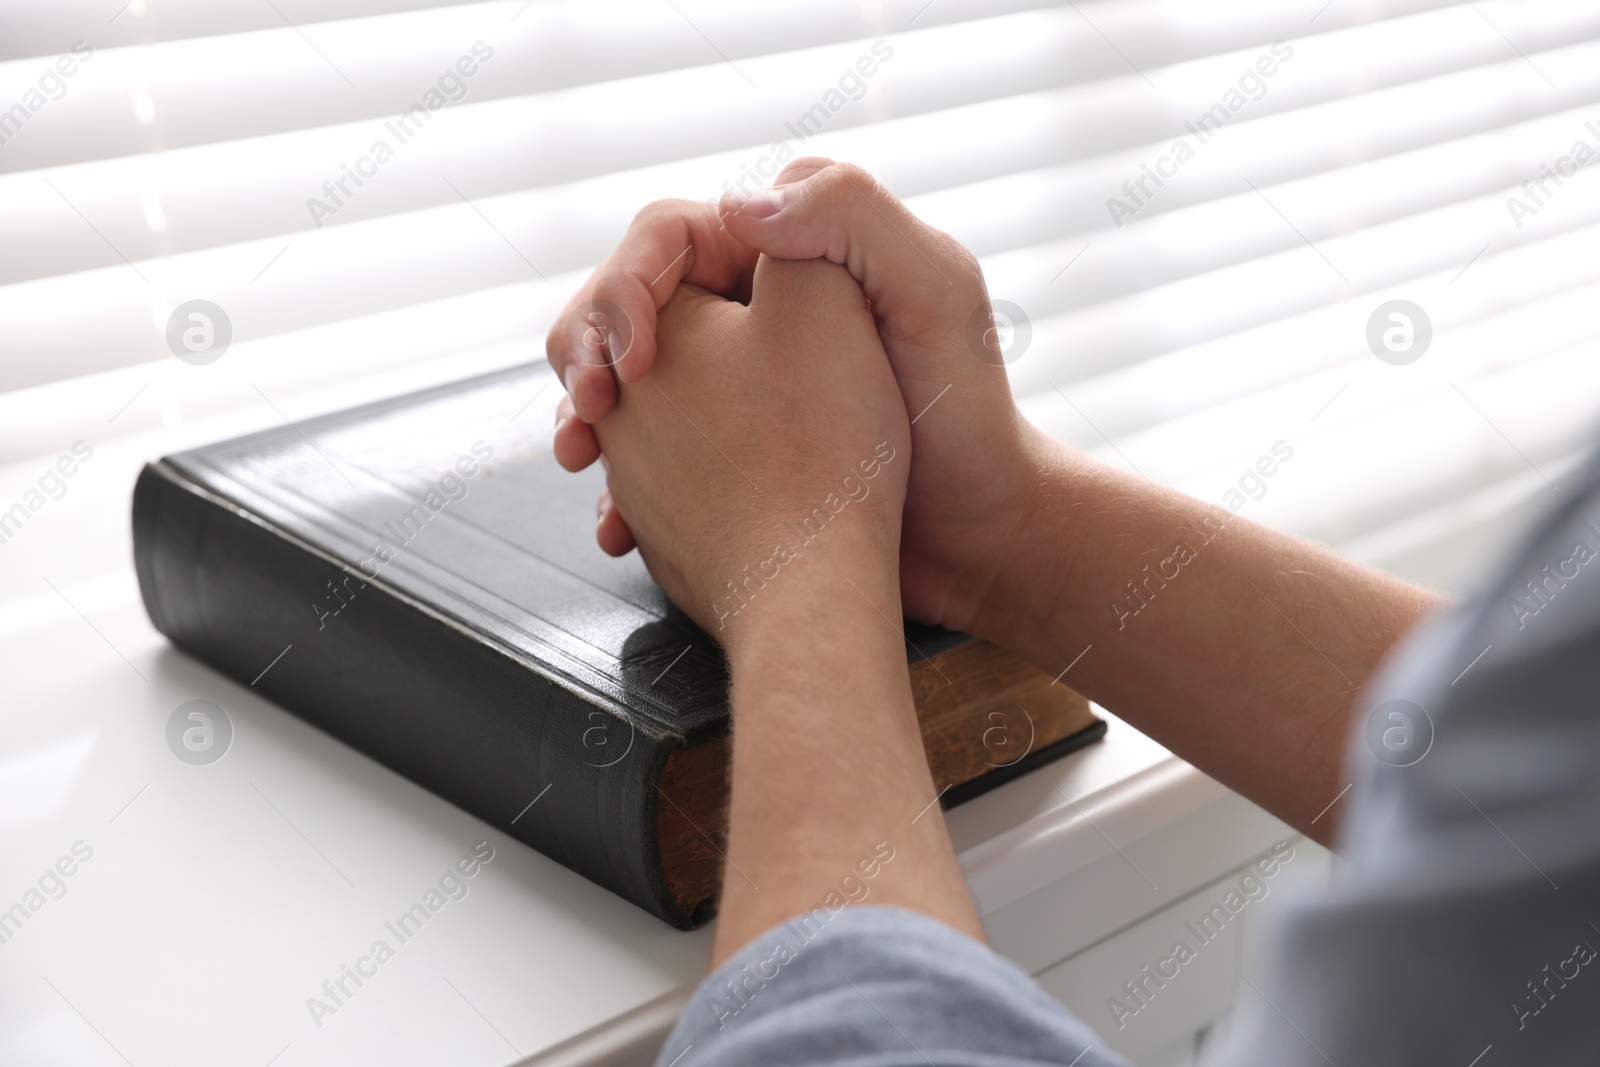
[549,158,1044,648]
[548,161,1023,954]
[579,254,910,651]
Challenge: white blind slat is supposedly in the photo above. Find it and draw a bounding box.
[6,2,1593,287]
[2,0,1596,583]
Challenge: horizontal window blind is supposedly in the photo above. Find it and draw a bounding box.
[3,0,1597,589]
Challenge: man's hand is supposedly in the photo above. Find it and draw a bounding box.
[551,162,1446,850]
[586,254,911,649]
[585,254,983,961]
[549,159,1045,638]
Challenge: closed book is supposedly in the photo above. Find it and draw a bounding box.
[132,363,1103,928]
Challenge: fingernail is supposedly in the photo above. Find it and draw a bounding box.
[737,188,783,220]
[596,498,605,520]
[607,330,626,369]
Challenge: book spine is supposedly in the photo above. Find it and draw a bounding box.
[132,462,696,928]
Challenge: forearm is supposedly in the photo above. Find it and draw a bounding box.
[971,428,1443,844]
[713,561,982,966]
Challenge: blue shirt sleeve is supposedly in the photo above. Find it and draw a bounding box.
[1196,447,1600,1066]
[656,904,1127,1067]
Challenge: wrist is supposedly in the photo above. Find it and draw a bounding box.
[723,564,915,748]
[713,527,980,963]
[960,426,1088,653]
[716,523,903,669]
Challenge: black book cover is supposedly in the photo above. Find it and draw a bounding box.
[132,362,1101,928]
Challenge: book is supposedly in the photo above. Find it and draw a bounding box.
[132,363,1103,928]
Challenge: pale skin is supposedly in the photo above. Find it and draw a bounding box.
[546,159,1444,966]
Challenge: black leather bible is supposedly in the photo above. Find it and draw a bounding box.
[132,363,1103,928]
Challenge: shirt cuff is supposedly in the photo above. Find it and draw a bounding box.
[655,904,1125,1067]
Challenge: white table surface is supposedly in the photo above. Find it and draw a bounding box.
[0,385,1289,1067]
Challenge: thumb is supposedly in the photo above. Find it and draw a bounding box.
[718,161,985,337]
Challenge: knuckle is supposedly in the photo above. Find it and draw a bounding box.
[776,154,836,182]
[630,198,679,228]
[830,160,874,186]
[631,197,707,231]
[791,154,837,170]
[917,226,985,293]
[817,161,877,202]
[939,233,985,284]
